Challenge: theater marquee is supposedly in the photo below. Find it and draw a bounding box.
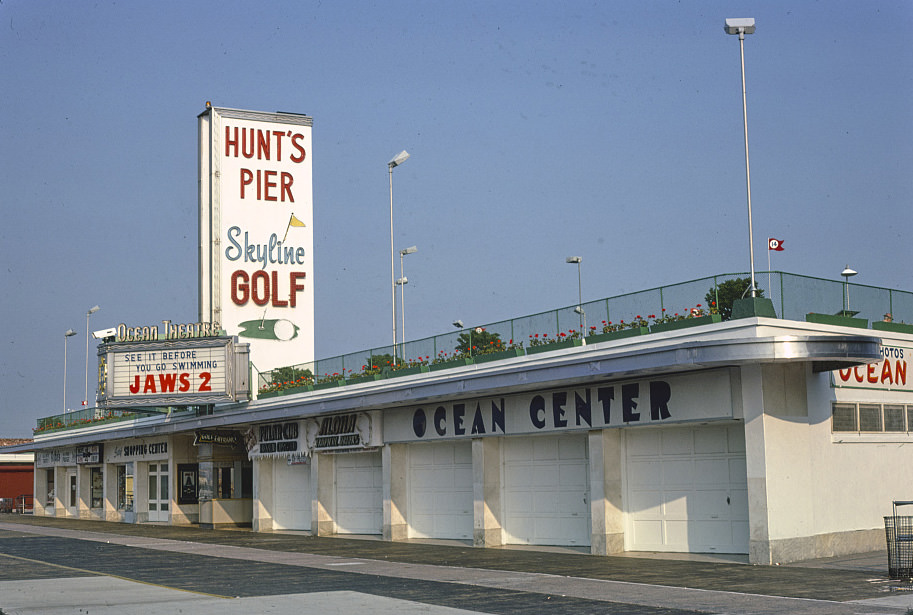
[97,336,249,407]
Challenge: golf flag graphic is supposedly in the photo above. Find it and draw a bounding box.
[283,213,307,242]
[768,238,784,251]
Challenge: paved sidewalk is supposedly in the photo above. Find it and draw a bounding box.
[1,514,911,614]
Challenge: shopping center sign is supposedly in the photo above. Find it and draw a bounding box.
[97,336,250,407]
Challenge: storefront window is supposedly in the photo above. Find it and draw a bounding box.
[90,467,104,509]
[46,469,54,506]
[117,463,134,511]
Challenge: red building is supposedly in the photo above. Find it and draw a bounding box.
[0,439,34,512]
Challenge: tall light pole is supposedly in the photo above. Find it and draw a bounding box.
[63,328,77,413]
[398,246,417,358]
[842,266,857,313]
[566,256,585,336]
[388,150,410,358]
[84,305,100,407]
[725,17,758,298]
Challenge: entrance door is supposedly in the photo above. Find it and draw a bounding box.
[335,452,383,534]
[66,469,77,516]
[272,458,312,530]
[148,463,170,522]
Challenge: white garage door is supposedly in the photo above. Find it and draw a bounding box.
[272,458,312,531]
[335,451,383,534]
[625,424,748,554]
[409,441,473,540]
[503,434,590,547]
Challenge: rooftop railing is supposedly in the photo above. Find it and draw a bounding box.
[34,271,913,432]
[256,271,912,393]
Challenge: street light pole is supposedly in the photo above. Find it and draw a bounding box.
[63,328,77,413]
[566,256,585,336]
[398,246,417,359]
[84,305,100,407]
[388,150,410,358]
[725,17,758,298]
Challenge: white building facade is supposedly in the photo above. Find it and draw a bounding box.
[19,316,913,565]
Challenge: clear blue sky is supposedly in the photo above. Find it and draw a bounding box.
[1,1,911,437]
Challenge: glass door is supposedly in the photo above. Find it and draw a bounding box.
[66,469,77,516]
[147,463,170,522]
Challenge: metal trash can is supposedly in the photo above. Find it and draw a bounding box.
[885,501,913,579]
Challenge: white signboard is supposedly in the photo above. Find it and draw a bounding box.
[833,345,911,392]
[100,337,245,407]
[384,369,735,443]
[199,106,314,372]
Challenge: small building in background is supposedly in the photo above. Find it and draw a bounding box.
[0,439,34,513]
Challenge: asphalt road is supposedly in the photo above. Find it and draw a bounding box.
[1,515,912,614]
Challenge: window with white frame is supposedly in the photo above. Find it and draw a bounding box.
[833,403,913,433]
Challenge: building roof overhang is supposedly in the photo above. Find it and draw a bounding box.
[7,319,882,453]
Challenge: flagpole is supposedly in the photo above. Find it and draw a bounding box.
[283,214,293,243]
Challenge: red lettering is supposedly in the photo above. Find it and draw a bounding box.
[281,172,294,202]
[179,373,191,392]
[867,363,878,383]
[130,375,140,394]
[143,374,157,393]
[838,368,852,382]
[881,361,894,385]
[240,169,253,199]
[159,373,177,392]
[241,128,254,158]
[290,272,306,307]
[199,372,212,392]
[272,130,285,160]
[291,133,306,162]
[854,366,865,383]
[897,360,907,386]
[271,271,288,307]
[251,270,270,306]
[224,126,239,157]
[263,170,277,201]
[258,130,270,160]
[231,270,249,305]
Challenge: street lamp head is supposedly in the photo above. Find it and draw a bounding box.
[566,256,582,264]
[87,305,100,315]
[64,329,77,337]
[396,277,408,286]
[400,246,418,256]
[452,320,464,329]
[841,266,858,278]
[388,150,410,169]
[724,18,755,35]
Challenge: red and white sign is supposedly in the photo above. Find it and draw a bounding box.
[768,238,784,251]
[199,106,314,372]
[833,346,910,392]
[99,337,248,407]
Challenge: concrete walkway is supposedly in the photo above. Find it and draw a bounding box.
[1,515,911,614]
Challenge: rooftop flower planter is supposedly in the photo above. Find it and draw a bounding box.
[587,326,649,344]
[472,347,526,363]
[429,357,474,371]
[805,313,868,329]
[650,313,722,333]
[526,337,584,355]
[872,321,913,334]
